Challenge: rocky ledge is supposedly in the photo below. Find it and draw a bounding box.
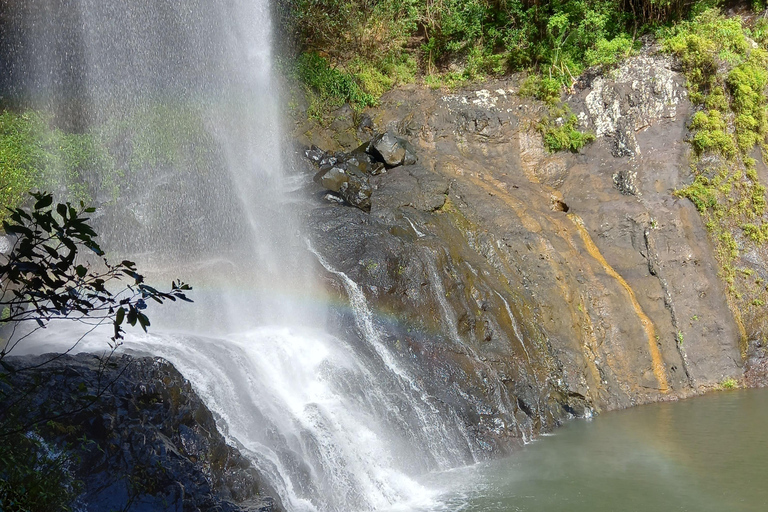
[0,353,277,512]
[297,51,763,457]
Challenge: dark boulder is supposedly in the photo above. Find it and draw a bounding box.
[313,162,372,211]
[0,353,278,512]
[366,130,417,167]
[303,131,418,211]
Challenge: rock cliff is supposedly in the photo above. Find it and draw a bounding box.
[298,52,755,456]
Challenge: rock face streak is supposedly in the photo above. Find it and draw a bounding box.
[303,53,746,456]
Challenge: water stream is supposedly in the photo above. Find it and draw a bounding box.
[9,1,473,510]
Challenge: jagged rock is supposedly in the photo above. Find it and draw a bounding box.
[357,113,374,136]
[304,132,419,211]
[303,145,325,164]
[613,167,639,196]
[366,130,417,167]
[577,54,687,158]
[348,142,386,175]
[313,162,372,211]
[0,354,278,512]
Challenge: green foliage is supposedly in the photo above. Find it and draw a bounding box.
[275,0,740,112]
[0,191,192,353]
[0,111,113,224]
[0,431,78,511]
[719,377,738,389]
[295,52,376,114]
[279,0,704,108]
[0,111,45,222]
[519,75,562,106]
[537,104,595,153]
[100,104,213,175]
[663,10,749,102]
[585,35,635,67]
[278,0,417,110]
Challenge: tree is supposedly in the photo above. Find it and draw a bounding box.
[0,191,191,361]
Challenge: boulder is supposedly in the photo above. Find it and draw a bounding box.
[366,130,417,167]
[313,163,372,211]
[0,354,278,512]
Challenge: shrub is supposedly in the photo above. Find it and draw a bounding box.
[585,35,635,67]
[519,75,562,106]
[537,105,595,153]
[295,52,376,113]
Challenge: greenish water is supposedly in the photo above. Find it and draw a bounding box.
[415,388,768,512]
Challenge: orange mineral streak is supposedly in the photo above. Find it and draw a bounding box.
[568,213,670,393]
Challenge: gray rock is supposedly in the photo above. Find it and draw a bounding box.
[313,163,372,211]
[367,130,417,167]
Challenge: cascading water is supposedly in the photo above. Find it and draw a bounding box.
[4,1,478,510]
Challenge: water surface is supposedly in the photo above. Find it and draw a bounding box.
[414,388,768,512]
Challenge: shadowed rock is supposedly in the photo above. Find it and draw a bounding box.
[0,354,279,512]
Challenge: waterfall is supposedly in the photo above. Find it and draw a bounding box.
[5,1,475,510]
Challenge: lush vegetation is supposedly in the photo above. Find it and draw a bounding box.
[275,0,731,113]
[0,111,111,223]
[664,9,768,344]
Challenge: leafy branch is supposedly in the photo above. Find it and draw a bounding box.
[0,191,192,361]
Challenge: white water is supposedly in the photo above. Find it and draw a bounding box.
[12,1,476,510]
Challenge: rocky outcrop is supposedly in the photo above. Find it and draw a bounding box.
[307,130,418,211]
[299,52,752,455]
[0,353,277,512]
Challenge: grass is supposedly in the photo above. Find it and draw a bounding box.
[0,111,110,222]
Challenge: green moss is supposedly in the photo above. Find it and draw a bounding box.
[676,175,718,212]
[689,110,736,157]
[666,9,768,325]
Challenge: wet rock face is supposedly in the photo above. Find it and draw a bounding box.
[302,54,749,455]
[0,354,277,512]
[306,130,418,211]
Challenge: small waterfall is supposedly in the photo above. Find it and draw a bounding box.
[5,0,482,510]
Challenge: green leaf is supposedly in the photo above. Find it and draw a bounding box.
[34,194,53,210]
